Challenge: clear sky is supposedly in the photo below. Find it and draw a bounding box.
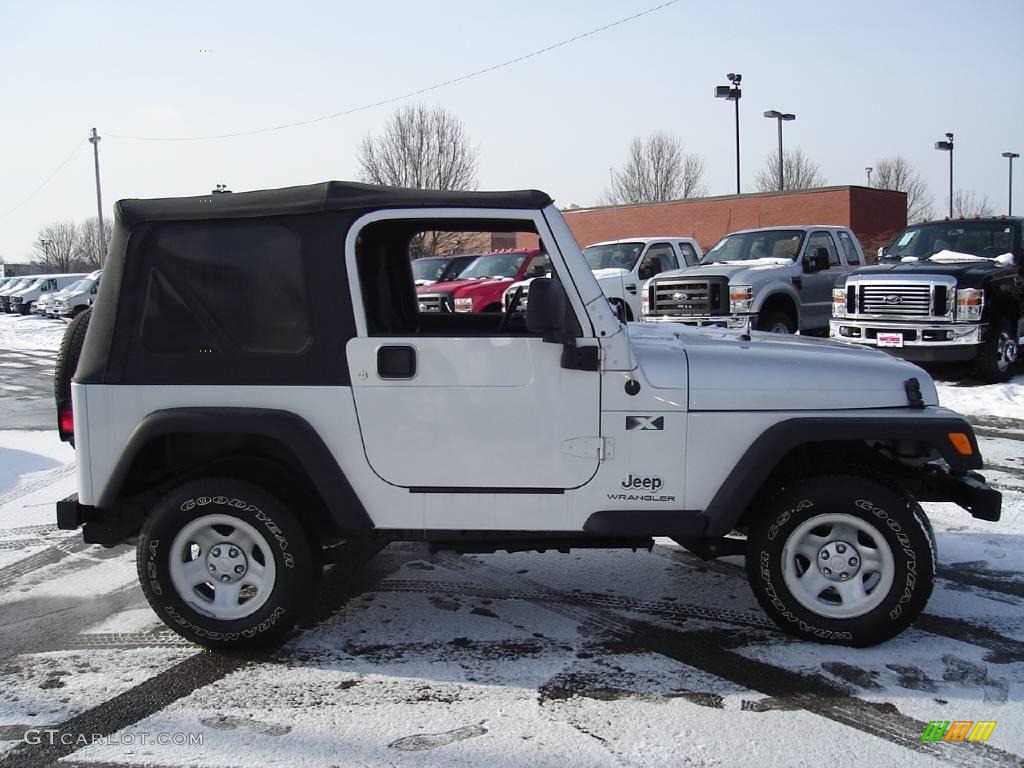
[1,0,1022,262]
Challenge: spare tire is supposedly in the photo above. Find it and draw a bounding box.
[54,308,92,446]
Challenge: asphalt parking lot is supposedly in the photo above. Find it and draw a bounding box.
[0,312,1022,767]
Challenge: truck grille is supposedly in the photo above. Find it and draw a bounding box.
[416,293,452,313]
[859,284,931,317]
[649,279,719,316]
[504,283,530,312]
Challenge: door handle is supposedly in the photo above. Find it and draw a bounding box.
[625,283,637,294]
[377,345,417,379]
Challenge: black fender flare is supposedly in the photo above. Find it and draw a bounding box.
[97,407,373,531]
[701,414,983,537]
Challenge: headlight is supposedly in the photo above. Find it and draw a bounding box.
[729,285,753,313]
[454,297,474,313]
[832,287,847,318]
[955,288,983,321]
[641,289,650,316]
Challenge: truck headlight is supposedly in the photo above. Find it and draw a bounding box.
[454,297,474,313]
[641,289,650,317]
[729,285,753,313]
[955,288,983,321]
[832,287,847,318]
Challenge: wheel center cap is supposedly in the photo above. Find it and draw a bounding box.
[817,540,861,582]
[205,542,248,583]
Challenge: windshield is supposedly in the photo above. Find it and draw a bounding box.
[439,255,477,282]
[583,242,644,271]
[5,279,30,293]
[457,253,527,280]
[411,257,449,281]
[19,279,43,292]
[63,279,91,294]
[701,230,804,263]
[885,222,1015,260]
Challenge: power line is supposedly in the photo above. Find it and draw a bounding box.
[0,139,87,220]
[107,0,681,142]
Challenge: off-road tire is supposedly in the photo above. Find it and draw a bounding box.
[610,299,634,322]
[756,311,796,334]
[53,307,92,446]
[137,477,317,650]
[17,303,30,315]
[745,472,935,647]
[974,316,1019,384]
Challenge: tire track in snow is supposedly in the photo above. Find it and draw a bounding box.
[429,551,1022,768]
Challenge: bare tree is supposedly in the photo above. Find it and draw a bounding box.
[357,104,479,256]
[605,132,707,205]
[872,156,933,222]
[74,216,113,269]
[753,148,827,192]
[951,189,995,218]
[32,221,79,272]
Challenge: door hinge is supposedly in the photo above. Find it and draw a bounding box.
[562,437,614,460]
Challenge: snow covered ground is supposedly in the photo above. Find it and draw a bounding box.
[0,314,1022,767]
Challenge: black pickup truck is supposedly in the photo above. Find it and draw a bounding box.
[830,217,1023,382]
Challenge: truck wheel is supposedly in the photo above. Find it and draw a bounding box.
[53,308,92,446]
[745,472,935,646]
[137,478,316,650]
[756,311,796,334]
[17,303,31,315]
[974,317,1019,384]
[610,299,633,322]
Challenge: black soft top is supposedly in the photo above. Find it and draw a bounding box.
[116,181,554,226]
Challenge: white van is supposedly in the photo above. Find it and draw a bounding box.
[9,274,87,315]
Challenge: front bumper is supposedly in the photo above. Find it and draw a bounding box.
[643,313,753,331]
[909,465,1001,522]
[830,319,984,362]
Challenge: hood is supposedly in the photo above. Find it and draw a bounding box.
[845,258,1014,286]
[420,276,513,296]
[625,322,938,411]
[592,268,632,282]
[657,259,794,284]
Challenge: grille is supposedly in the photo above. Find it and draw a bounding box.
[650,279,714,316]
[858,284,932,317]
[416,293,452,313]
[504,283,530,312]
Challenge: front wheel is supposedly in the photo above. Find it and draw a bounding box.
[756,311,796,334]
[745,472,935,646]
[137,478,317,650]
[975,317,1019,383]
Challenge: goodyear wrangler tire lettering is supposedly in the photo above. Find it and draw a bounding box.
[136,477,314,651]
[746,473,935,648]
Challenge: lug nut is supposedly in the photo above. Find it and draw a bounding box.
[234,565,244,574]
[849,557,858,566]
[836,543,847,554]
[840,572,849,580]
[208,563,217,572]
[820,551,830,560]
[212,547,221,557]
[220,574,230,583]
[823,567,832,576]
[228,548,238,558]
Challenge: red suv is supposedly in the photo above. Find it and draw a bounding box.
[416,248,549,313]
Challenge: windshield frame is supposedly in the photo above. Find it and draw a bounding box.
[700,230,806,264]
[583,241,646,272]
[884,221,1017,261]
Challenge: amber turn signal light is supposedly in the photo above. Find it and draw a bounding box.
[948,432,973,456]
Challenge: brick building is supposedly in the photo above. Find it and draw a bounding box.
[517,186,907,259]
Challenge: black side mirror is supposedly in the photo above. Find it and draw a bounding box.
[526,277,565,338]
[805,247,830,273]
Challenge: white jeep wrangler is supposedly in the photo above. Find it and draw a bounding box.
[55,181,1000,650]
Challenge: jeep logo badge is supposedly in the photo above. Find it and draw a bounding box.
[884,295,903,305]
[621,474,664,492]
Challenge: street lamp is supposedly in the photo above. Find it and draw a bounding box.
[763,110,795,191]
[1002,152,1019,216]
[865,166,873,186]
[40,239,51,263]
[935,132,954,217]
[715,72,742,194]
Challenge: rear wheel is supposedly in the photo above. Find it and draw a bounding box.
[756,311,796,334]
[137,477,317,650]
[745,472,935,646]
[975,316,1019,383]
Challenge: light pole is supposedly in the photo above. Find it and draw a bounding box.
[763,110,795,191]
[935,132,954,217]
[865,166,873,186]
[1002,152,1019,216]
[715,73,742,194]
[40,239,51,265]
[88,128,105,264]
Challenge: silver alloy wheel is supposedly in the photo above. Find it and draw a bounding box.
[997,330,1019,372]
[767,321,791,334]
[781,513,895,620]
[168,514,277,621]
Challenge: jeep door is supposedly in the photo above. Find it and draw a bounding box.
[345,210,602,494]
[800,231,849,330]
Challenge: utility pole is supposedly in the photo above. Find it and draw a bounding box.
[88,128,105,264]
[1003,152,1019,216]
[935,132,953,217]
[865,167,873,186]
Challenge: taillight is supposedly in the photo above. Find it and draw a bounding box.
[58,401,75,445]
